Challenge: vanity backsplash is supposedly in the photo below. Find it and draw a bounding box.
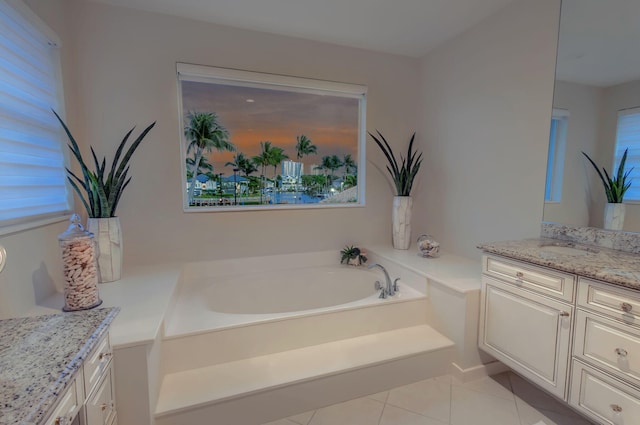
[541,222,640,255]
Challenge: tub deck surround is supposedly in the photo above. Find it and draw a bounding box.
[21,249,487,425]
[365,244,482,293]
[30,262,183,348]
[0,308,119,425]
[478,238,640,290]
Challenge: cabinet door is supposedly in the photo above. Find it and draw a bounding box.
[85,364,116,425]
[479,277,573,399]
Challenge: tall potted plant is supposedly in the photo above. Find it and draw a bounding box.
[369,131,423,249]
[582,148,633,230]
[54,111,155,282]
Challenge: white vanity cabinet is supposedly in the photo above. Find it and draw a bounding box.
[44,332,117,425]
[480,254,640,425]
[479,255,575,399]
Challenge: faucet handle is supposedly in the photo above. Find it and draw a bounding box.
[374,281,383,291]
[393,278,400,292]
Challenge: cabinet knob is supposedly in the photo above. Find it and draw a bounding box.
[620,302,633,313]
[615,348,628,357]
[515,272,524,279]
[101,401,114,411]
[99,352,112,361]
[559,311,570,317]
[610,404,623,413]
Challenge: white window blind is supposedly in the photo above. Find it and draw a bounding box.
[0,0,71,228]
[545,109,569,202]
[614,107,640,201]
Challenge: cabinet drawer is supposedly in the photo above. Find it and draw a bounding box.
[570,360,640,425]
[483,255,575,302]
[86,364,116,425]
[84,333,113,399]
[578,278,640,325]
[574,309,640,387]
[43,378,81,425]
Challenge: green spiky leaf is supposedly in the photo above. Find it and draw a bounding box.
[582,149,633,203]
[53,110,155,217]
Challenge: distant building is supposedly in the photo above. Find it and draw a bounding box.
[282,160,303,190]
[186,174,215,195]
[282,160,303,178]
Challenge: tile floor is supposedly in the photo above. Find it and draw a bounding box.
[261,372,596,425]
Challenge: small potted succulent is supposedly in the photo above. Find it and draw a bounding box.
[340,245,368,266]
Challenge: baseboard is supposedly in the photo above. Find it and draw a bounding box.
[450,361,509,383]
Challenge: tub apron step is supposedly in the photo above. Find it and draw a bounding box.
[155,324,455,425]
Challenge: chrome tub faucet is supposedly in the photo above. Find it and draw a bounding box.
[368,263,395,297]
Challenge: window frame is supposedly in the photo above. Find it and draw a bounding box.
[176,63,367,212]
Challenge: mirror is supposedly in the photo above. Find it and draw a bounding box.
[177,63,367,212]
[543,0,640,232]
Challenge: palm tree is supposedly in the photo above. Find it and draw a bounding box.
[327,154,343,183]
[184,112,235,203]
[320,156,333,191]
[269,146,289,188]
[227,152,258,178]
[252,141,273,177]
[253,141,274,196]
[295,135,317,161]
[343,154,356,177]
[186,156,214,180]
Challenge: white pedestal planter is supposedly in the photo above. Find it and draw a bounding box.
[87,217,122,282]
[392,196,412,250]
[604,203,626,231]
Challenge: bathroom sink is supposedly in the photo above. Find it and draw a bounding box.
[539,245,592,256]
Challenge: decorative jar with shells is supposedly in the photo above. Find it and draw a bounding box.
[58,214,102,311]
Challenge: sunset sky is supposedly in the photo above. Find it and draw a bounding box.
[181,81,359,177]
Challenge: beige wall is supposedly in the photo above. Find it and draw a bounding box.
[0,0,420,317]
[543,80,602,226]
[0,0,563,317]
[415,0,561,259]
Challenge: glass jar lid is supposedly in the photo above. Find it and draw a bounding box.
[58,214,94,241]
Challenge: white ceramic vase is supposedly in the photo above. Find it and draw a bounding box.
[87,217,122,283]
[603,203,626,231]
[392,196,413,250]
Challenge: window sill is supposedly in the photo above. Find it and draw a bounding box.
[0,214,71,237]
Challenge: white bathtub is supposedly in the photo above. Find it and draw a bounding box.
[205,265,386,314]
[162,250,428,374]
[165,251,425,337]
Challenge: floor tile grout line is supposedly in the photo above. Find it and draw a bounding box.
[377,402,387,425]
[305,409,317,425]
[382,400,449,422]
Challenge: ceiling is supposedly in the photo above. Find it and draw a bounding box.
[556,0,640,87]
[91,0,516,58]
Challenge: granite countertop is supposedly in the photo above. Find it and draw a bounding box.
[0,308,119,425]
[478,238,640,290]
